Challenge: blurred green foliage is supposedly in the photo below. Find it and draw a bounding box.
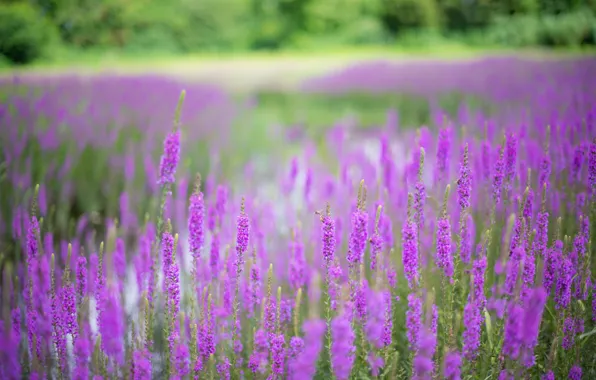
[1,0,596,64]
[0,2,58,64]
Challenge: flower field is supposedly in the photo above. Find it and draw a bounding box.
[1,56,596,379]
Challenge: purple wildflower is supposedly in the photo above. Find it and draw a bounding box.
[436,216,453,277]
[0,324,21,379]
[114,238,126,280]
[76,256,87,305]
[562,317,576,350]
[132,349,152,380]
[162,230,174,275]
[503,302,524,359]
[431,305,438,335]
[264,297,276,343]
[158,130,181,185]
[462,298,481,360]
[216,357,231,380]
[174,341,190,378]
[330,315,355,380]
[544,241,562,294]
[271,334,286,377]
[248,329,269,374]
[472,249,487,308]
[188,185,205,258]
[346,207,368,266]
[444,351,462,380]
[74,325,90,379]
[504,247,524,296]
[368,354,384,377]
[499,370,514,380]
[539,153,552,190]
[354,283,367,322]
[524,188,534,220]
[555,254,574,310]
[61,280,77,338]
[369,207,383,271]
[412,326,436,379]
[457,143,471,210]
[210,232,220,277]
[521,247,536,302]
[402,219,419,289]
[406,293,422,350]
[543,371,555,380]
[435,127,451,184]
[481,140,491,181]
[493,145,505,205]
[289,336,304,358]
[593,281,596,322]
[505,133,518,185]
[569,365,582,380]
[11,308,20,336]
[248,260,261,318]
[460,214,473,264]
[101,288,124,364]
[589,139,596,190]
[381,290,393,347]
[521,287,547,366]
[167,255,181,318]
[235,200,250,269]
[572,144,585,183]
[321,207,336,264]
[365,289,385,348]
[288,320,325,380]
[533,212,548,257]
[289,228,306,291]
[414,181,426,228]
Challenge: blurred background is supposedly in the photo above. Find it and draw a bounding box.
[0,0,595,67]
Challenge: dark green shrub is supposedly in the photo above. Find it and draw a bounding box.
[485,15,543,47]
[539,9,596,47]
[0,3,56,64]
[379,0,441,34]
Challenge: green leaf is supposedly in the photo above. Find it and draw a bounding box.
[484,308,493,350]
[580,328,596,340]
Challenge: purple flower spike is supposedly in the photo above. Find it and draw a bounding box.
[503,302,524,359]
[289,227,306,291]
[435,127,451,184]
[569,365,582,380]
[320,205,336,265]
[555,254,574,310]
[76,255,87,305]
[589,138,596,191]
[402,215,419,289]
[346,195,368,266]
[504,247,524,296]
[271,334,286,377]
[457,143,471,210]
[188,178,205,258]
[369,205,383,272]
[444,351,462,380]
[462,297,481,361]
[436,215,453,277]
[544,241,562,294]
[132,349,152,380]
[406,293,422,351]
[412,326,436,379]
[158,130,181,186]
[493,145,505,205]
[235,199,250,269]
[330,315,355,380]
